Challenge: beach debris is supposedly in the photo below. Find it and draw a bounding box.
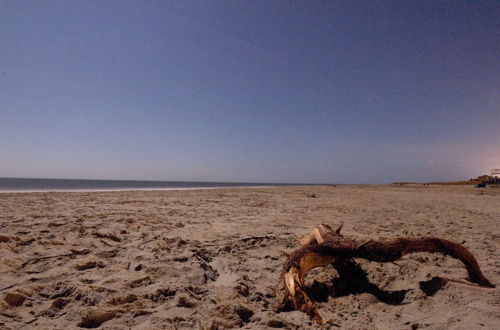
[276,224,495,323]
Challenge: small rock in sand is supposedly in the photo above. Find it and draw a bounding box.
[4,292,26,306]
[51,297,68,309]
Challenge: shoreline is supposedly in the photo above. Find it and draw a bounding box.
[0,185,282,194]
[0,177,320,194]
[0,183,483,194]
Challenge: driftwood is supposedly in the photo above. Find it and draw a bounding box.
[20,248,91,269]
[276,224,495,323]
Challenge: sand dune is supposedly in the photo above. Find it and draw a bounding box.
[0,185,498,329]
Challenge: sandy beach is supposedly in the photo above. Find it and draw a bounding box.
[0,185,498,329]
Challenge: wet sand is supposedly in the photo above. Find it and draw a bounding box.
[1,185,499,329]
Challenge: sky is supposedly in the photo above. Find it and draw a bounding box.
[1,1,499,184]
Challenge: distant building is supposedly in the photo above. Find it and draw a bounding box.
[474,170,500,187]
[476,175,492,182]
[487,169,500,185]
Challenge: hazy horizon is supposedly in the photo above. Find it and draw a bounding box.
[1,1,499,184]
[0,172,491,185]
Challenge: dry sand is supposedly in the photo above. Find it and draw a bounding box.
[0,185,499,329]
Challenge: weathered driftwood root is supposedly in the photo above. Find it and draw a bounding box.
[276,224,495,323]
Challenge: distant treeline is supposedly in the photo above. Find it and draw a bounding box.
[393,175,497,186]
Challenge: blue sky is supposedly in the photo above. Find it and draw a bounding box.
[1,1,499,183]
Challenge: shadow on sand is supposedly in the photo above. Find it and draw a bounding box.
[306,259,442,305]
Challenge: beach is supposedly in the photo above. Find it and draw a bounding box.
[1,185,498,329]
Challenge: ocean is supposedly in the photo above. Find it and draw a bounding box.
[0,177,297,192]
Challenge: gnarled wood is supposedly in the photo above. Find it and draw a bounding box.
[276,224,495,323]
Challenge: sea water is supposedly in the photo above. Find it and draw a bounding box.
[0,177,297,192]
